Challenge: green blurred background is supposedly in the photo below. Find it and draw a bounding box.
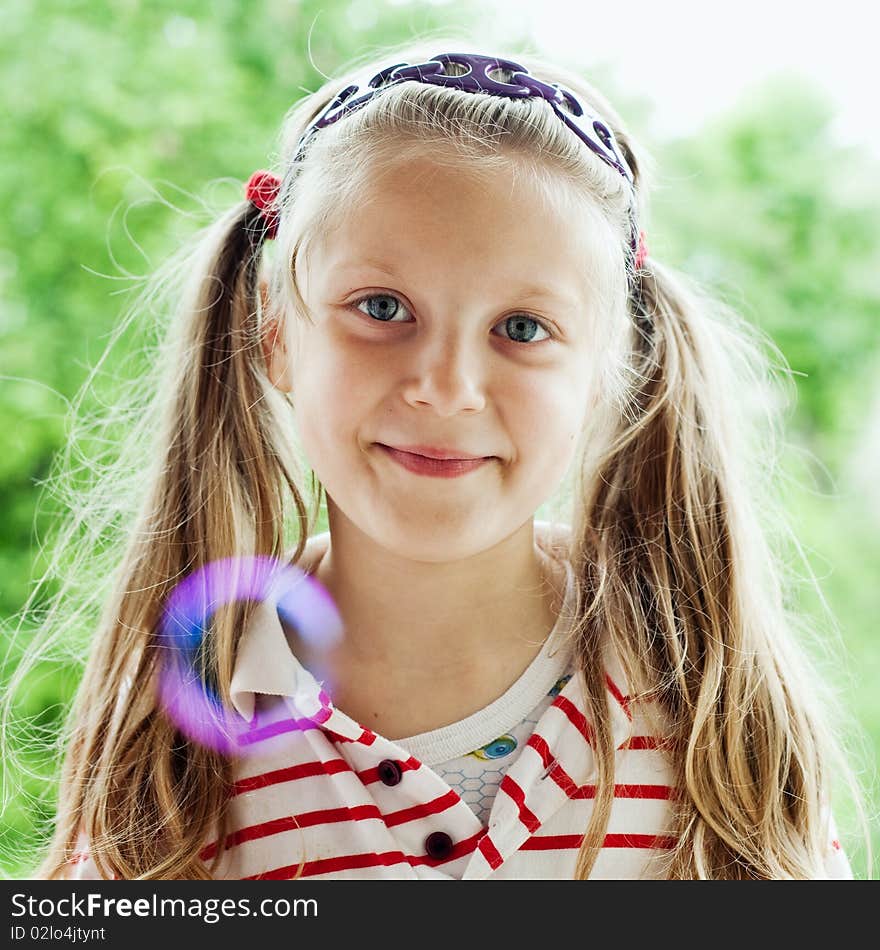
[1,0,878,878]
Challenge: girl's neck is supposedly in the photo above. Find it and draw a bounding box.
[284,513,568,734]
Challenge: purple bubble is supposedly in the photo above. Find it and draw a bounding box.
[157,554,343,756]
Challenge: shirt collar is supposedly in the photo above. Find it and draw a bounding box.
[229,591,320,721]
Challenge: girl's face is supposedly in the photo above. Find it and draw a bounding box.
[279,155,607,561]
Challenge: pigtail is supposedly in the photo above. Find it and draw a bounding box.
[568,256,853,878]
[27,195,317,879]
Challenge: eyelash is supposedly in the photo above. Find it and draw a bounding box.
[350,293,555,344]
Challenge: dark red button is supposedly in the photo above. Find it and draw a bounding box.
[425,831,454,860]
[377,759,403,786]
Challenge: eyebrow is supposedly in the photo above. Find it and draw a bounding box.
[336,259,581,309]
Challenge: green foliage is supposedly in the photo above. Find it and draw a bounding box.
[652,73,880,461]
[1,1,878,878]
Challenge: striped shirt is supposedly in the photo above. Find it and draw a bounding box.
[66,528,852,880]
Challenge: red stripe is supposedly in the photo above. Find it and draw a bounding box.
[232,751,420,796]
[411,829,483,867]
[384,789,459,827]
[604,673,632,720]
[237,803,381,839]
[237,715,314,746]
[604,833,677,849]
[570,784,678,800]
[520,833,676,852]
[311,707,332,727]
[519,834,584,852]
[246,849,409,879]
[526,731,556,770]
[232,758,352,795]
[310,694,377,745]
[239,711,372,748]
[323,726,377,745]
[478,833,504,871]
[500,774,541,833]
[200,803,385,861]
[526,733,580,797]
[244,830,484,879]
[321,727,357,742]
[358,755,421,785]
[552,694,595,745]
[621,735,672,750]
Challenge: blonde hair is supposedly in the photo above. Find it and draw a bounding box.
[4,34,868,879]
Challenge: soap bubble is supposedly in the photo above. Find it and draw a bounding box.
[157,555,342,756]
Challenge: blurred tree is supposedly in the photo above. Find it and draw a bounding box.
[651,72,880,472]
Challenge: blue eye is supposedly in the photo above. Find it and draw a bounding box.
[355,294,410,322]
[495,315,550,343]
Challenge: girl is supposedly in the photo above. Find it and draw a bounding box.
[10,37,865,879]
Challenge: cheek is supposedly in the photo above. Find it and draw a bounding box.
[510,369,590,455]
[291,333,378,450]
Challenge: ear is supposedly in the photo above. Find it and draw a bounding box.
[259,278,294,393]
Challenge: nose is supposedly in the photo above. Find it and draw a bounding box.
[400,333,487,416]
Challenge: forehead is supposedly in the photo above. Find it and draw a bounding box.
[300,154,613,305]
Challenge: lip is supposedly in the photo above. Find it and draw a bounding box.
[376,444,494,479]
[385,444,488,460]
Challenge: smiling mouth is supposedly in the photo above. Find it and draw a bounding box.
[375,444,494,478]
[380,443,491,461]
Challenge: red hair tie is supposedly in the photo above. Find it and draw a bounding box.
[245,170,282,240]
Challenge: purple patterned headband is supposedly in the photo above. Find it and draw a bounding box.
[246,52,648,269]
